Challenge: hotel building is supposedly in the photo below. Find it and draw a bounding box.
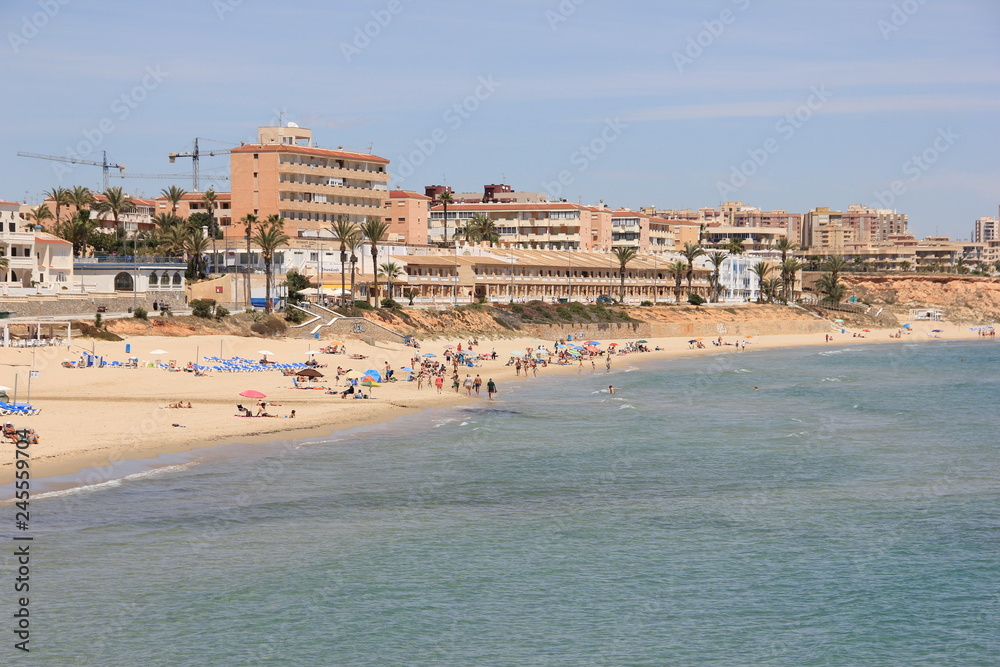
[229,124,390,238]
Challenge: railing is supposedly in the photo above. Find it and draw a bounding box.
[75,256,186,265]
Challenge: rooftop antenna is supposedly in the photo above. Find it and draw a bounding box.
[367,141,374,154]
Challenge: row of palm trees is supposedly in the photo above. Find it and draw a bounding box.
[609,236,806,305]
[326,216,398,309]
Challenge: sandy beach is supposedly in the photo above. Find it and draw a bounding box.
[0,317,987,487]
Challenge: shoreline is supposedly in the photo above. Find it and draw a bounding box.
[1,319,992,496]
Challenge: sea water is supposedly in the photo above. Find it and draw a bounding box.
[6,341,999,665]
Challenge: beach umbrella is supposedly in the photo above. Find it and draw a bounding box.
[555,344,567,349]
[608,343,618,347]
[400,367,415,372]
[510,350,523,356]
[296,368,324,378]
[257,350,275,356]
[688,339,698,344]
[0,385,11,391]
[239,390,266,399]
[304,350,319,355]
[834,319,844,324]
[585,340,599,345]
[862,329,871,332]
[567,349,581,356]
[363,369,383,382]
[636,340,648,344]
[902,323,911,328]
[422,353,437,358]
[360,377,381,396]
[931,329,943,333]
[343,370,361,379]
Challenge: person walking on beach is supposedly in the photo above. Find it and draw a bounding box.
[487,378,497,400]
[605,356,612,372]
[463,374,474,396]
[473,374,482,396]
[435,375,444,393]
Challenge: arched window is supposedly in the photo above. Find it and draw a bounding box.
[114,272,134,291]
[149,272,158,286]
[172,272,182,286]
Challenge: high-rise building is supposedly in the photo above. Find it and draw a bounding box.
[229,124,390,238]
[972,216,997,243]
[383,190,431,245]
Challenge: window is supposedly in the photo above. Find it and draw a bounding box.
[149,272,159,286]
[172,272,182,286]
[114,272,134,291]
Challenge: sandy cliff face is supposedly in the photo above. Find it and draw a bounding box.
[844,276,1000,322]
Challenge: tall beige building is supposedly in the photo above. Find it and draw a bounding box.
[229,124,390,238]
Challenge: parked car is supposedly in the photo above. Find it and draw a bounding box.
[596,295,615,304]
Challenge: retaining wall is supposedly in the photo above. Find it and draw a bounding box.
[0,291,187,318]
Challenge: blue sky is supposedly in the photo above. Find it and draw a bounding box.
[3,0,998,239]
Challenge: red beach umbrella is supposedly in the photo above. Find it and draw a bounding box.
[239,390,267,399]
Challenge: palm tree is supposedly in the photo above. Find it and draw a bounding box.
[954,257,968,275]
[67,185,95,218]
[706,250,728,303]
[749,262,773,303]
[202,189,218,274]
[161,224,189,258]
[359,216,389,307]
[779,257,803,304]
[240,213,258,308]
[161,185,187,217]
[25,205,53,231]
[762,277,783,304]
[331,217,357,306]
[437,191,454,244]
[152,213,181,231]
[612,246,638,304]
[186,229,210,280]
[669,259,687,303]
[378,261,403,300]
[0,255,8,277]
[475,214,500,246]
[94,186,135,237]
[775,236,797,264]
[815,273,847,304]
[725,238,745,255]
[899,260,911,272]
[681,242,705,295]
[55,210,97,257]
[44,186,71,229]
[251,217,290,313]
[344,229,363,308]
[821,255,848,284]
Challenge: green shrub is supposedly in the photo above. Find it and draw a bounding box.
[284,307,308,324]
[687,293,706,306]
[510,304,524,315]
[133,307,148,320]
[381,297,401,309]
[191,299,214,318]
[640,300,654,307]
[353,300,373,310]
[94,313,103,329]
[215,306,230,319]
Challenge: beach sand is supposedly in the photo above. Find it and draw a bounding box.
[0,318,986,486]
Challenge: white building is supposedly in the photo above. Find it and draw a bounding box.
[1,202,75,290]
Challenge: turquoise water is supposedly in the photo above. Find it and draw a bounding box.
[9,341,1000,665]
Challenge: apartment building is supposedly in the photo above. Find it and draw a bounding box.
[229,124,390,238]
[702,226,788,251]
[90,195,156,235]
[1,201,74,288]
[155,191,233,227]
[383,190,430,245]
[394,248,712,305]
[429,202,612,251]
[842,205,908,243]
[426,183,549,204]
[972,216,997,243]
